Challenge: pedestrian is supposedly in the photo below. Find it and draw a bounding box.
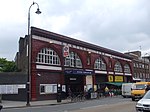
[0,105,2,111]
[146,85,150,92]
[104,86,109,97]
[68,87,72,97]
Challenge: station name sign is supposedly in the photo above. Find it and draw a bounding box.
[64,69,93,75]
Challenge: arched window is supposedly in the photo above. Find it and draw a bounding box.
[36,48,60,65]
[124,64,131,73]
[94,57,106,70]
[114,61,122,72]
[64,52,82,68]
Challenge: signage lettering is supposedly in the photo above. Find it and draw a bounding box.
[64,69,93,75]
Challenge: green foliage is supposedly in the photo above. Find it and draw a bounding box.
[0,58,18,72]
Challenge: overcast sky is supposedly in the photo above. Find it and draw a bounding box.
[0,0,150,61]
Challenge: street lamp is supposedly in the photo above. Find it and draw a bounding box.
[27,2,41,106]
[28,2,41,35]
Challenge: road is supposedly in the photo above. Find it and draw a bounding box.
[1,96,137,112]
[70,100,136,112]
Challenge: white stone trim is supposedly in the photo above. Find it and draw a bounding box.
[115,72,124,75]
[32,35,132,62]
[36,65,62,70]
[124,73,132,76]
[95,70,107,74]
[108,72,114,75]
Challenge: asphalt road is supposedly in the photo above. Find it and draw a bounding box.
[1,96,137,112]
[70,100,136,112]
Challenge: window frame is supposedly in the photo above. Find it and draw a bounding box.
[114,61,122,72]
[94,57,106,70]
[36,48,60,65]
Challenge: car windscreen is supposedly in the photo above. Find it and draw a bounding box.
[143,91,150,99]
[134,84,146,90]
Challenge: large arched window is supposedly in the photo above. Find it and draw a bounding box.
[124,64,131,73]
[36,48,60,65]
[94,57,106,70]
[114,61,122,72]
[64,52,82,68]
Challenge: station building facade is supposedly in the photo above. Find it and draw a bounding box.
[16,27,133,101]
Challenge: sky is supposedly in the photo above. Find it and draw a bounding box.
[0,0,150,61]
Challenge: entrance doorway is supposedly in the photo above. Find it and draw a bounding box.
[65,75,84,96]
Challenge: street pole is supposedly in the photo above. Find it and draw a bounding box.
[27,2,41,106]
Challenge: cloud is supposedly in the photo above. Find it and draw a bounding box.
[0,0,150,60]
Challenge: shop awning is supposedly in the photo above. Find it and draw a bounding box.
[105,82,127,86]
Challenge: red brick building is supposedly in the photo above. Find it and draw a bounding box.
[125,51,150,82]
[16,27,133,101]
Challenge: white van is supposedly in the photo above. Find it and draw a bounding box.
[122,83,135,98]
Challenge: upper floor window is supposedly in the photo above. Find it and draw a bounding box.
[124,64,131,73]
[36,48,60,65]
[136,63,139,68]
[94,57,106,70]
[114,61,122,72]
[64,52,82,68]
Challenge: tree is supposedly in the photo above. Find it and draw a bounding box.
[0,58,18,72]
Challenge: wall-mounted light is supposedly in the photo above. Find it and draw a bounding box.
[88,51,91,54]
[37,73,41,77]
[49,40,54,44]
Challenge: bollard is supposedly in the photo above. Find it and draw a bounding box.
[57,84,62,102]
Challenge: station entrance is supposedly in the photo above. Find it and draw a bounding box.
[64,74,84,96]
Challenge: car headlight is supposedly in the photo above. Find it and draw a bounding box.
[136,102,143,107]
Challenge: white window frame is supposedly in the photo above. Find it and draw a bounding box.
[40,84,57,94]
[64,52,82,68]
[124,64,131,73]
[114,61,122,72]
[36,48,60,65]
[94,57,106,70]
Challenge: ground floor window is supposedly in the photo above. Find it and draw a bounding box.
[40,84,57,94]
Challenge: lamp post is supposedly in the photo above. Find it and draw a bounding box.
[27,2,41,106]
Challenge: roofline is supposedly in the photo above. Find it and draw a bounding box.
[31,26,132,60]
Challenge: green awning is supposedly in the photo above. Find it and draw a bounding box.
[105,82,126,86]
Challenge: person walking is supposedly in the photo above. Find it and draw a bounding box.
[146,85,150,92]
[104,86,109,97]
[0,105,2,111]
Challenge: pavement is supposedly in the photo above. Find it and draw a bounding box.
[0,99,71,109]
[0,95,122,110]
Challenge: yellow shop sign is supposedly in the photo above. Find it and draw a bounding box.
[115,76,123,82]
[108,75,113,82]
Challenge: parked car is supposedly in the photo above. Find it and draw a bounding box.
[136,90,150,112]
